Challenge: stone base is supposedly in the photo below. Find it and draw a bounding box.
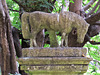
[22,47,87,57]
[17,47,92,75]
[25,71,85,75]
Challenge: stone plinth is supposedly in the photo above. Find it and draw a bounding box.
[17,47,92,75]
[22,47,87,57]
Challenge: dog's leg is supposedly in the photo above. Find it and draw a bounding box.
[65,34,68,47]
[33,35,38,47]
[30,38,33,48]
[61,32,66,47]
[30,36,38,48]
[48,30,58,47]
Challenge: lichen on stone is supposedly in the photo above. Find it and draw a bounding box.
[21,11,89,47]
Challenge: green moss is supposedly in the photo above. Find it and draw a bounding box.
[21,11,89,47]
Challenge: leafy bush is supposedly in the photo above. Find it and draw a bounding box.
[84,34,100,75]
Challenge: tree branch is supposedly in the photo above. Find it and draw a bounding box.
[9,8,19,12]
[93,60,100,64]
[48,0,56,4]
[83,0,96,11]
[86,1,100,16]
[12,0,26,10]
[85,10,100,25]
[97,4,100,13]
[89,41,100,45]
[86,34,100,45]
[93,21,100,25]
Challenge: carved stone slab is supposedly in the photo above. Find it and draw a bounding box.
[17,47,92,75]
[24,71,85,75]
[21,64,88,71]
[18,57,92,65]
[22,47,87,57]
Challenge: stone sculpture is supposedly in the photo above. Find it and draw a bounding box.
[21,11,89,47]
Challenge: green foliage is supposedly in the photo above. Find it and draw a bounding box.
[52,0,68,13]
[94,1,100,13]
[69,0,74,3]
[44,44,50,47]
[82,0,100,73]
[45,31,49,35]
[6,0,21,30]
[84,63,100,75]
[19,39,22,46]
[34,0,54,12]
[10,12,21,30]
[57,35,61,45]
[20,0,54,12]
[83,0,90,5]
[84,34,100,61]
[91,0,99,14]
[53,0,74,13]
[84,34,100,74]
[62,0,66,7]
[83,0,99,14]
[53,1,62,13]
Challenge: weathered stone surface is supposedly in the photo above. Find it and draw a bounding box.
[25,70,84,75]
[22,47,87,57]
[17,57,92,65]
[20,64,88,71]
[17,47,92,75]
[21,11,89,47]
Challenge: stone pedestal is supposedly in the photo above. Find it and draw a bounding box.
[17,47,92,75]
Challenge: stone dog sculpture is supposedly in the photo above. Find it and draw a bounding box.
[21,11,89,47]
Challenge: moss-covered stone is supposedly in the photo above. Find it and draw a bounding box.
[17,57,92,65]
[22,47,87,57]
[17,47,92,75]
[21,11,89,47]
[21,64,88,72]
[25,70,85,75]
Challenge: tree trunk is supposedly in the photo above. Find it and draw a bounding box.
[0,0,11,74]
[69,0,82,14]
[68,0,85,47]
[12,27,22,57]
[0,0,18,74]
[0,33,1,66]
